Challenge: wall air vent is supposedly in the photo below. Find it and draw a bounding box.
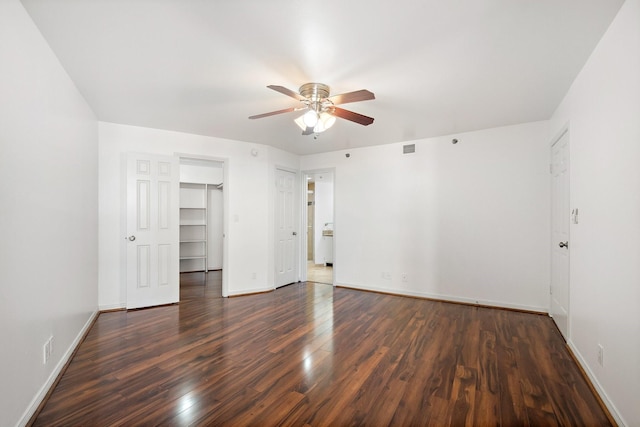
[403,144,416,154]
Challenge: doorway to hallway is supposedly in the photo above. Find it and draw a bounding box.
[307,261,333,284]
[304,170,334,285]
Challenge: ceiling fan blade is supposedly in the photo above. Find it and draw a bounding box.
[328,89,375,105]
[332,107,375,126]
[267,85,307,101]
[249,107,300,119]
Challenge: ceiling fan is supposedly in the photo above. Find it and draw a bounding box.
[249,83,375,135]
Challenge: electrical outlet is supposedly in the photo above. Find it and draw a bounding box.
[597,344,604,366]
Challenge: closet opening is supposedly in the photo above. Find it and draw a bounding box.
[179,158,225,299]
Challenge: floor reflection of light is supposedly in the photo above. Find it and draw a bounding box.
[178,393,196,413]
[174,392,200,425]
[303,353,313,373]
[300,284,336,381]
[309,284,334,339]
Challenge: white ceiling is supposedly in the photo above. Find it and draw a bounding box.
[21,0,624,155]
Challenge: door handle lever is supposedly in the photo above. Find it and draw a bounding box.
[558,241,568,248]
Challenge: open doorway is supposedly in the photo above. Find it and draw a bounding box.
[179,158,225,299]
[305,171,334,285]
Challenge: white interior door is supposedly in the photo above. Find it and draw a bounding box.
[275,168,297,287]
[126,153,179,309]
[550,131,570,339]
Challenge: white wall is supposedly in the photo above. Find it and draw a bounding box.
[0,1,99,425]
[301,121,550,311]
[98,122,299,307]
[549,0,640,424]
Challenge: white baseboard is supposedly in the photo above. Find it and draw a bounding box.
[98,302,126,311]
[335,282,548,313]
[567,341,626,427]
[227,285,274,297]
[17,310,99,427]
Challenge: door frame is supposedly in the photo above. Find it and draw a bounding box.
[301,168,336,285]
[178,153,229,297]
[549,125,570,339]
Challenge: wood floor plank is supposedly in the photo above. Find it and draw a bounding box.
[31,281,614,426]
[450,364,477,427]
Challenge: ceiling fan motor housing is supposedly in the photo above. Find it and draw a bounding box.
[299,83,330,101]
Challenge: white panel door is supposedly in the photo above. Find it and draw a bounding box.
[550,131,570,340]
[126,153,179,309]
[275,169,297,287]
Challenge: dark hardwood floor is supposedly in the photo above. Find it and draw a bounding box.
[32,279,613,426]
[180,270,223,300]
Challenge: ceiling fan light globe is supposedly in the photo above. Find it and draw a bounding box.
[303,110,319,127]
[320,113,336,129]
[313,113,336,133]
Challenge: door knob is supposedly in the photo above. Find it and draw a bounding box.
[292,232,297,236]
[558,241,568,248]
[128,235,136,241]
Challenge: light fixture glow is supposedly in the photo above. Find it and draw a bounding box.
[295,110,336,134]
[302,110,319,127]
[314,112,336,133]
